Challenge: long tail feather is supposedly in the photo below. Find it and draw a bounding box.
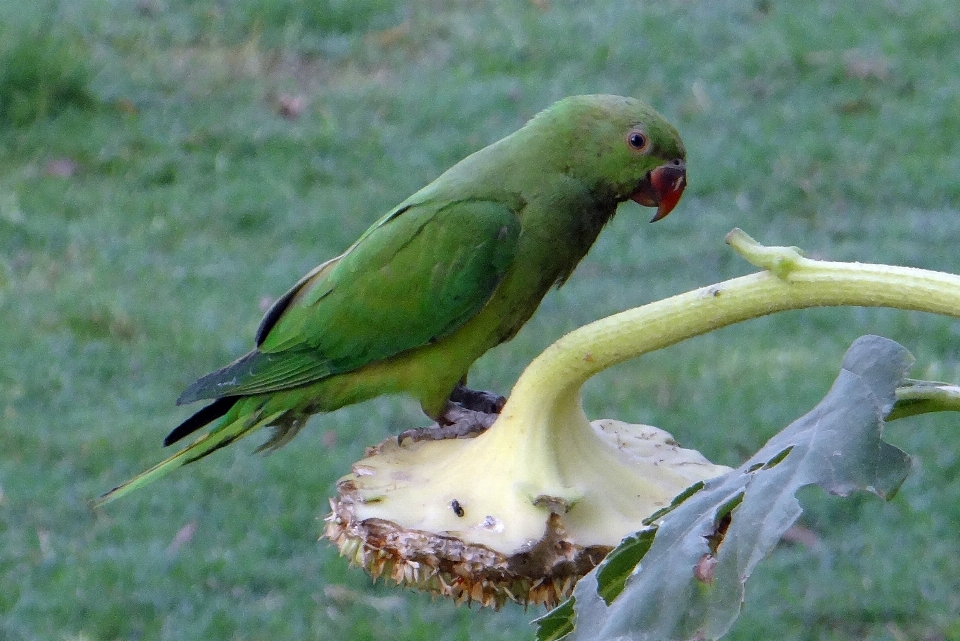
[93,406,283,507]
[163,396,240,446]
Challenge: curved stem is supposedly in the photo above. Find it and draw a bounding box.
[889,381,960,421]
[502,229,960,413]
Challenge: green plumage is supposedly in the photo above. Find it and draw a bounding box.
[97,94,686,504]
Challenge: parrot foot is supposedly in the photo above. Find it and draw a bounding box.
[398,404,498,446]
[448,384,506,414]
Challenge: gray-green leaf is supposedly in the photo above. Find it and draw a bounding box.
[535,335,914,641]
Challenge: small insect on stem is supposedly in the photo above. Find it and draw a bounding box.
[451,499,465,517]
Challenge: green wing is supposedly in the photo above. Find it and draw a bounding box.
[178,198,522,403]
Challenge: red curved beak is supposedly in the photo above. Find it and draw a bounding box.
[630,160,687,222]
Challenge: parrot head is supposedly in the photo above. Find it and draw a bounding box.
[540,95,687,222]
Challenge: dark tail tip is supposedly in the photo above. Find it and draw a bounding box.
[164,396,240,446]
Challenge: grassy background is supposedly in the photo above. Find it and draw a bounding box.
[2,0,960,639]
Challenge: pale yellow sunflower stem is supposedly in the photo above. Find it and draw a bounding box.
[501,228,960,417]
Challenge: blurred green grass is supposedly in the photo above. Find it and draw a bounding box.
[2,0,960,639]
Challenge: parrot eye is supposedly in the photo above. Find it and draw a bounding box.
[626,130,649,152]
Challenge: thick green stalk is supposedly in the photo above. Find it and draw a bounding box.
[503,228,960,412]
[889,381,960,420]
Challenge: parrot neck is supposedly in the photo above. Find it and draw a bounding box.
[554,199,619,287]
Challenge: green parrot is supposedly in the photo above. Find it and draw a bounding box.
[97,94,686,504]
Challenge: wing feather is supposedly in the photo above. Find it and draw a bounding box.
[178,198,522,403]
